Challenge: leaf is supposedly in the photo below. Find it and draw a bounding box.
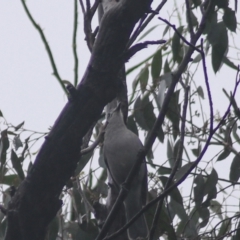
[204,168,218,196]
[134,96,157,132]
[210,200,223,220]
[0,110,3,118]
[174,162,195,182]
[162,24,170,37]
[138,25,159,41]
[198,207,210,228]
[13,135,23,151]
[203,11,217,35]
[75,152,93,176]
[157,73,172,109]
[0,174,21,186]
[0,130,9,169]
[173,139,182,168]
[166,90,180,140]
[146,194,177,240]
[194,175,205,206]
[164,59,171,73]
[217,147,231,161]
[14,121,25,131]
[46,216,59,240]
[191,144,201,157]
[10,150,25,181]
[172,26,184,63]
[222,56,238,70]
[229,153,240,182]
[186,8,198,27]
[139,66,149,93]
[207,21,228,73]
[216,0,229,9]
[217,218,231,238]
[167,139,173,166]
[192,0,202,8]
[127,115,138,136]
[223,7,237,32]
[151,49,162,81]
[134,96,149,130]
[158,166,172,175]
[192,53,202,63]
[197,86,204,99]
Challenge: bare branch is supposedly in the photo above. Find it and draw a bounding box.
[73,0,79,87]
[20,0,67,95]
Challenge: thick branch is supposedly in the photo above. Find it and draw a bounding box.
[5,1,151,240]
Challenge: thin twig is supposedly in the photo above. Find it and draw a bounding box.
[79,0,85,14]
[128,0,168,47]
[73,0,79,87]
[20,0,67,95]
[158,17,201,53]
[81,122,107,155]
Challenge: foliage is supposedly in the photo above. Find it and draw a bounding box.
[1,0,240,239]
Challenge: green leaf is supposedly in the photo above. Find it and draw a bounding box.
[174,162,195,182]
[127,115,139,136]
[134,96,149,130]
[146,192,177,240]
[217,148,231,161]
[229,153,240,182]
[222,56,238,70]
[134,96,157,132]
[194,175,205,206]
[204,169,218,196]
[203,10,217,35]
[46,216,59,240]
[223,7,237,32]
[207,21,228,73]
[192,0,202,7]
[192,144,202,157]
[167,139,174,166]
[138,25,159,41]
[217,218,231,238]
[151,49,162,81]
[173,139,182,168]
[14,121,25,131]
[216,0,229,9]
[186,8,198,27]
[10,150,25,181]
[172,26,184,63]
[0,130,9,169]
[0,174,21,186]
[197,86,204,99]
[164,59,171,73]
[139,66,149,93]
[166,90,180,140]
[158,166,172,175]
[75,152,93,176]
[210,200,223,219]
[198,207,210,228]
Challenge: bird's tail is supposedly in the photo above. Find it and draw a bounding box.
[124,187,148,240]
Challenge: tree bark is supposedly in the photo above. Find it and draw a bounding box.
[5,0,151,239]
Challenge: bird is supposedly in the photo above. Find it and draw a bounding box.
[103,103,148,240]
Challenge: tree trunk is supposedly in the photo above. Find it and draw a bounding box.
[5,0,151,239]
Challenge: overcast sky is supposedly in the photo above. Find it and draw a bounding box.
[1,0,240,183]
